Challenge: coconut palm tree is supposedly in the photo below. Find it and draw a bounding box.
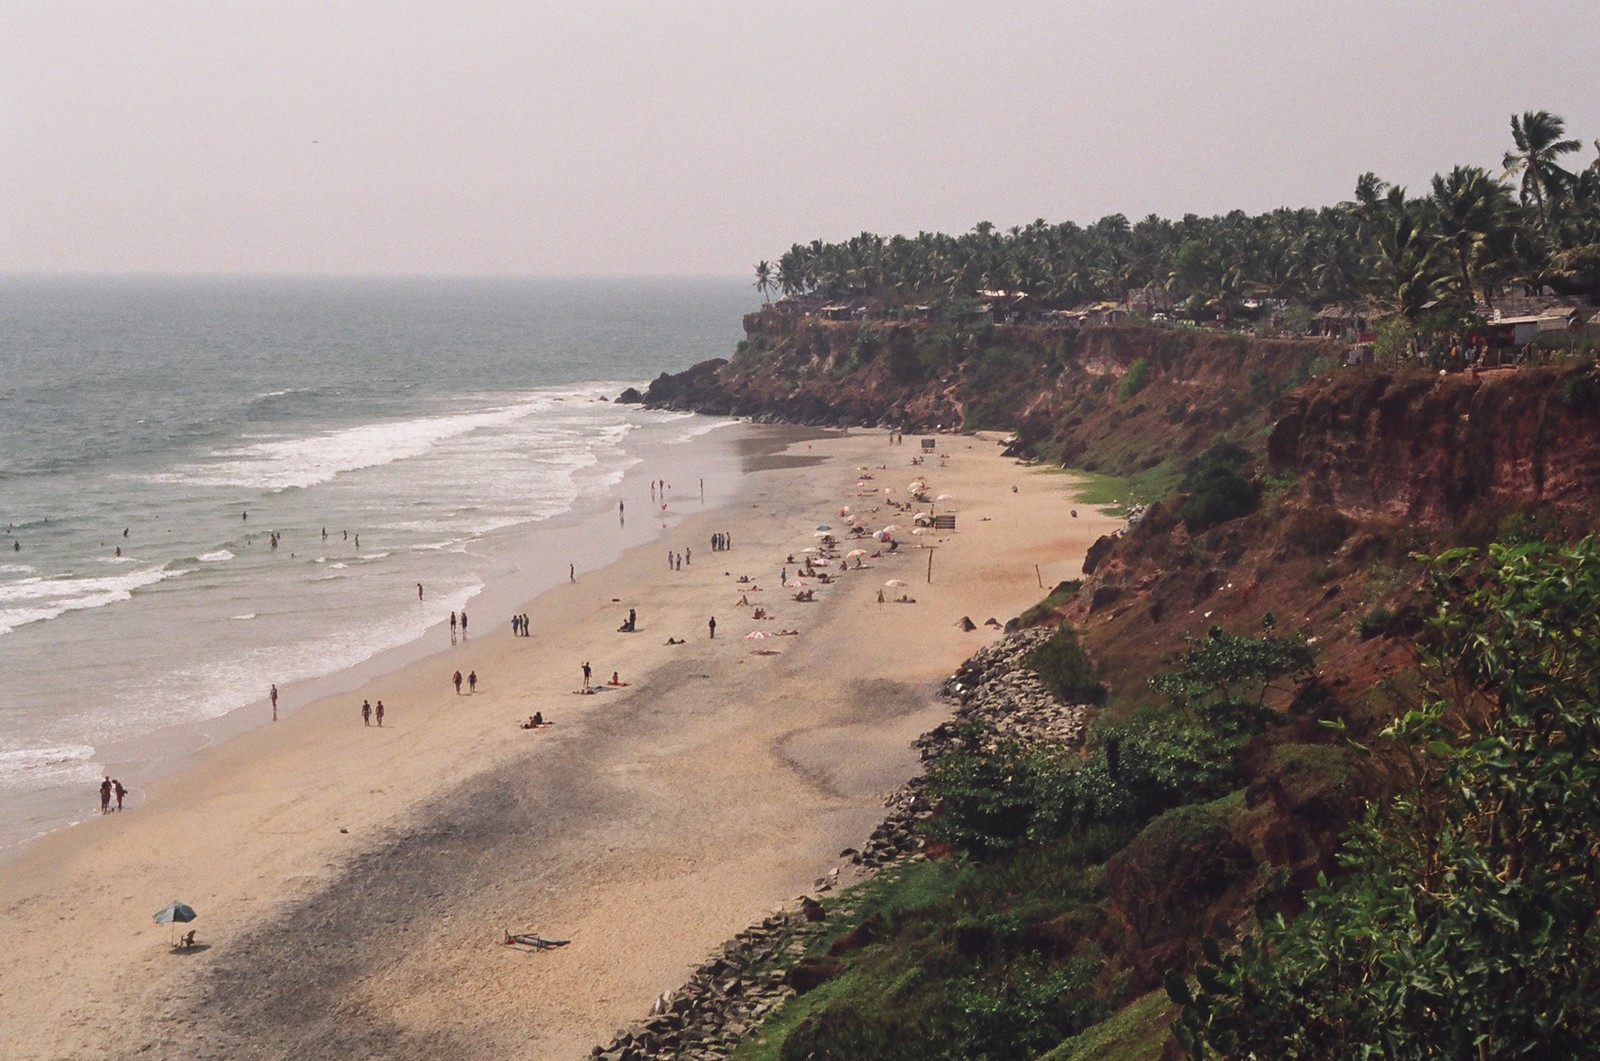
[1503,110,1580,225]
[753,260,775,303]
[1369,191,1447,320]
[1431,165,1514,305]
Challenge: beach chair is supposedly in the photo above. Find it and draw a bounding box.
[503,929,570,950]
[176,929,197,949]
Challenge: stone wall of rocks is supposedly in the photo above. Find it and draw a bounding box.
[588,628,1090,1060]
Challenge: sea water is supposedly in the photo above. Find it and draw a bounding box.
[0,274,751,854]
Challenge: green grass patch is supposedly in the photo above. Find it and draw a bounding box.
[1041,988,1178,1061]
[1054,469,1133,510]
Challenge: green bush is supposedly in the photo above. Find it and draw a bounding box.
[1178,463,1258,531]
[1355,605,1391,640]
[1177,537,1600,1058]
[1029,626,1106,705]
[1116,358,1150,401]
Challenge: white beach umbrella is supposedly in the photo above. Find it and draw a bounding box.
[880,525,900,535]
[884,579,908,588]
[935,493,953,501]
[744,630,773,639]
[846,549,867,558]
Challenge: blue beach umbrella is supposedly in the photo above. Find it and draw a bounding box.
[153,900,197,924]
[153,900,197,944]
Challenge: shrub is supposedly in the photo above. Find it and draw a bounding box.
[1116,358,1150,401]
[1177,537,1600,1058]
[1178,464,1258,531]
[1355,605,1391,640]
[1559,369,1597,409]
[1028,626,1105,705]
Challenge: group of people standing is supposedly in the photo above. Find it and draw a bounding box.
[97,775,126,813]
[510,613,530,636]
[667,549,690,570]
[710,531,732,551]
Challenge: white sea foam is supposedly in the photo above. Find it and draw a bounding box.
[0,568,172,636]
[148,396,582,492]
[230,613,257,620]
[0,741,100,792]
[197,549,234,563]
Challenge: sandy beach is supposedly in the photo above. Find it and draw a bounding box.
[0,426,1121,1060]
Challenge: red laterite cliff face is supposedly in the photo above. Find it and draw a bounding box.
[1268,366,1600,528]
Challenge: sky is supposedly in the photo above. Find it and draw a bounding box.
[3,1,1598,278]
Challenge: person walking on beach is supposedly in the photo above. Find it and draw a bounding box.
[460,610,468,638]
[453,669,463,694]
[362,699,372,725]
[450,611,457,637]
[113,779,126,811]
[375,700,385,727]
[521,612,529,636]
[417,583,424,600]
[468,670,477,693]
[708,616,717,639]
[569,563,574,582]
[582,660,592,691]
[99,776,112,814]
[269,683,278,721]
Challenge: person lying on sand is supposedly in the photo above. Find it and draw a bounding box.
[895,595,917,604]
[607,672,628,686]
[520,712,548,729]
[665,637,684,645]
[777,629,799,636]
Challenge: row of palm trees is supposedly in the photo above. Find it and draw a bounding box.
[754,111,1600,323]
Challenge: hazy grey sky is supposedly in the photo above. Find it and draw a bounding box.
[4,1,1598,277]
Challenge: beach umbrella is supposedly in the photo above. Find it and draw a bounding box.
[815,524,831,531]
[153,900,197,945]
[813,530,832,537]
[846,549,867,558]
[936,493,953,501]
[884,579,908,588]
[880,525,900,535]
[744,630,773,639]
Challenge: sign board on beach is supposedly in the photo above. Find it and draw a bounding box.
[933,514,956,530]
[921,438,936,451]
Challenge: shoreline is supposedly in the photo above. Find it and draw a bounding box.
[0,426,1122,1059]
[2,412,753,862]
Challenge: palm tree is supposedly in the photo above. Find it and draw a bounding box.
[1503,111,1580,225]
[753,260,775,303]
[1431,165,1514,305]
[1369,192,1446,320]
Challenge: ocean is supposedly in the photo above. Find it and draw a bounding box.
[0,274,751,855]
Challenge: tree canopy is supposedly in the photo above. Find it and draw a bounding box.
[755,112,1600,320]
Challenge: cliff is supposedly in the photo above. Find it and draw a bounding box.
[638,307,1600,1057]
